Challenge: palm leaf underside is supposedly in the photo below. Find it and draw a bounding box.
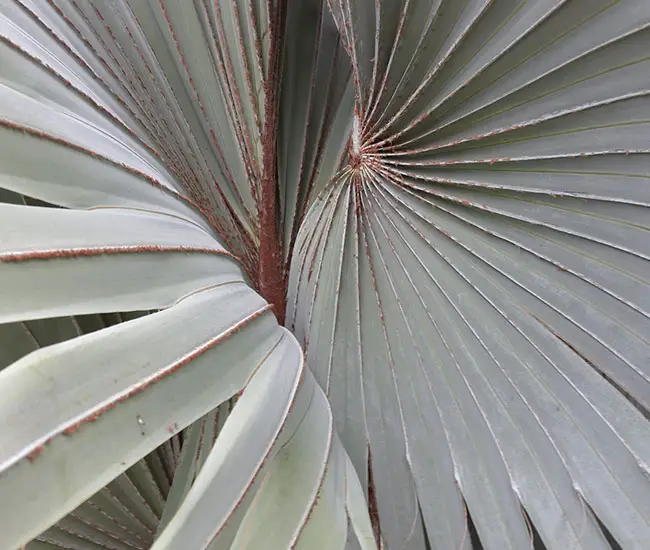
[1,0,650,549]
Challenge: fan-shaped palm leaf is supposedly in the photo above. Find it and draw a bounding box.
[2,0,650,549]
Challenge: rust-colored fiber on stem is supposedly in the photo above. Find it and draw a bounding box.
[367,450,382,546]
[258,0,287,325]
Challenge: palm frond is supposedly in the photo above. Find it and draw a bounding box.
[3,0,650,549]
[291,1,650,548]
[0,1,370,548]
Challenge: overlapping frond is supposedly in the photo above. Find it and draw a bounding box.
[3,0,650,549]
[0,1,369,548]
[289,1,650,548]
